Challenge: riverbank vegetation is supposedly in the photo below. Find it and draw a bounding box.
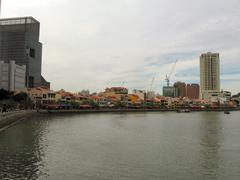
[0,89,34,111]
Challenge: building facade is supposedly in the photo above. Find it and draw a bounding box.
[186,84,200,99]
[132,89,146,101]
[146,91,155,100]
[173,82,186,98]
[163,86,175,97]
[200,52,220,99]
[0,61,26,91]
[0,17,50,88]
[103,87,128,101]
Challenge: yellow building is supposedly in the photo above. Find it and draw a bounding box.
[128,94,141,104]
[103,87,128,101]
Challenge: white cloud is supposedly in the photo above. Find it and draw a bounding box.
[2,0,240,94]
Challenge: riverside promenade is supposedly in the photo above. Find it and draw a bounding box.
[0,110,37,133]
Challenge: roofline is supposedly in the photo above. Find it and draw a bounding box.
[0,16,40,24]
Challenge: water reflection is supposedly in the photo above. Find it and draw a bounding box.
[199,112,224,179]
[0,115,48,179]
[0,112,239,179]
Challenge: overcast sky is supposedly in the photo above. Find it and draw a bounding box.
[2,0,240,94]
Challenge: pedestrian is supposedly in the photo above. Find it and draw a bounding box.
[2,104,7,113]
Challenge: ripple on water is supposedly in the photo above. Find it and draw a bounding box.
[0,112,240,179]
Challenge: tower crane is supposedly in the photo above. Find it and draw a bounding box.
[165,60,178,87]
[149,77,155,91]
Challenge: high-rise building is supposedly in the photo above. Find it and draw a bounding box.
[186,84,199,99]
[0,17,50,88]
[0,61,26,91]
[163,86,175,97]
[173,82,186,98]
[200,52,220,99]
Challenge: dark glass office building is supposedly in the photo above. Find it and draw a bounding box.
[0,17,50,88]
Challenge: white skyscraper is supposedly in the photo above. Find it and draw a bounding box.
[200,52,220,99]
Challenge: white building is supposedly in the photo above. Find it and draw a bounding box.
[0,61,26,91]
[200,52,220,99]
[146,91,155,100]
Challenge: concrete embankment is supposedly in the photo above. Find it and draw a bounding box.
[0,110,37,133]
[38,107,240,114]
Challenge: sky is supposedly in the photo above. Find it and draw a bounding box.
[2,0,240,94]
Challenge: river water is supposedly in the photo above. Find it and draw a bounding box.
[0,112,240,180]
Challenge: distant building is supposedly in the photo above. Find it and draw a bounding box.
[220,91,231,102]
[128,94,142,105]
[231,93,240,106]
[146,91,155,100]
[173,82,186,97]
[132,89,146,101]
[0,17,50,88]
[26,87,56,105]
[186,83,199,99]
[104,87,128,101]
[0,61,26,91]
[80,89,90,96]
[200,52,220,99]
[163,86,175,97]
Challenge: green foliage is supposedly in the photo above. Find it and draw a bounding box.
[79,99,99,108]
[0,89,13,100]
[19,98,34,109]
[0,91,34,110]
[12,92,28,102]
[81,99,90,105]
[114,101,126,108]
[89,100,99,108]
[69,101,80,107]
[204,104,210,109]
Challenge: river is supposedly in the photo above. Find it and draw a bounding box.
[0,112,240,180]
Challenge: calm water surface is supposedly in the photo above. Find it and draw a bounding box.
[0,112,240,180]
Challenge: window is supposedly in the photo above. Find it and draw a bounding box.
[29,76,34,88]
[30,48,35,58]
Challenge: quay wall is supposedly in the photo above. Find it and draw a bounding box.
[0,111,37,132]
[39,108,240,114]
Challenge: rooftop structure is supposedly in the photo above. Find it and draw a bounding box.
[105,87,128,94]
[0,17,40,25]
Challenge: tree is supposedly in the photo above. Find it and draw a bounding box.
[89,100,99,109]
[12,92,28,102]
[114,101,126,109]
[0,89,13,100]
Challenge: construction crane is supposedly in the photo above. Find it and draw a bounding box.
[149,77,155,91]
[165,60,178,87]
